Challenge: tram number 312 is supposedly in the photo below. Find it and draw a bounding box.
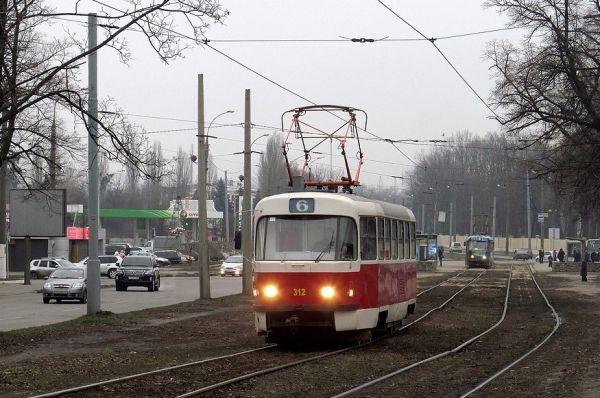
[293,288,307,296]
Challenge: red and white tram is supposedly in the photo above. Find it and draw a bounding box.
[253,192,417,341]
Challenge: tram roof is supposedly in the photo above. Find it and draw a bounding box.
[255,192,416,221]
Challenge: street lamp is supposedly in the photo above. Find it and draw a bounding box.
[205,110,235,170]
[251,133,269,147]
[307,156,324,180]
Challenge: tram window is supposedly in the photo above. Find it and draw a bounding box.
[398,220,405,259]
[360,217,377,260]
[409,222,416,259]
[377,218,385,260]
[384,219,391,260]
[391,220,398,260]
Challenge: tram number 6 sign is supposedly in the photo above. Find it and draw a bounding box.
[289,198,315,213]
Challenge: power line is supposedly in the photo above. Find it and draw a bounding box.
[376,0,500,119]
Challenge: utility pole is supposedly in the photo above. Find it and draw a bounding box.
[421,203,425,233]
[224,170,229,247]
[197,74,210,299]
[492,196,497,239]
[242,89,253,295]
[49,107,57,189]
[86,13,101,315]
[505,180,510,254]
[449,201,454,239]
[540,179,545,252]
[433,202,437,234]
[469,195,474,235]
[526,170,532,251]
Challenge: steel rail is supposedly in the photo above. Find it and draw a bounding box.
[417,270,466,297]
[176,271,487,398]
[30,270,473,398]
[29,345,276,398]
[459,264,561,397]
[331,267,512,398]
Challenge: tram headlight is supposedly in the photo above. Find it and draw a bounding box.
[482,255,487,260]
[470,255,475,259]
[320,285,335,299]
[263,284,278,298]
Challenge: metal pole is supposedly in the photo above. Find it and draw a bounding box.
[505,181,510,254]
[421,203,425,233]
[449,201,454,239]
[492,196,497,239]
[433,202,437,234]
[526,170,532,251]
[470,195,474,235]
[540,180,545,252]
[197,74,210,299]
[242,89,253,295]
[224,170,229,247]
[86,13,101,314]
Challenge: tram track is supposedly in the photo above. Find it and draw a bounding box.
[330,263,560,398]
[29,269,478,398]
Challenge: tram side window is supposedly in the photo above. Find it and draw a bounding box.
[384,218,391,260]
[360,217,377,260]
[398,220,405,259]
[404,221,410,259]
[377,218,385,260]
[409,222,416,259]
[391,220,398,260]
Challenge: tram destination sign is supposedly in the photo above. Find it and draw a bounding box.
[289,198,315,213]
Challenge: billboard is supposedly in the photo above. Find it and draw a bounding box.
[9,189,66,237]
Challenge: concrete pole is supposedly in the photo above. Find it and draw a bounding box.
[526,170,532,251]
[449,201,454,239]
[421,203,425,233]
[49,108,57,189]
[242,89,253,295]
[505,181,510,254]
[492,196,497,239]
[433,202,437,234]
[470,195,474,235]
[197,74,210,299]
[540,180,545,252]
[86,13,101,314]
[224,170,229,247]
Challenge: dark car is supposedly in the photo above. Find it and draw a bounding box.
[154,250,181,265]
[115,255,160,292]
[513,250,533,260]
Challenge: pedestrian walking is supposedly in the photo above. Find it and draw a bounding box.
[553,250,558,262]
[124,245,131,256]
[538,249,544,264]
[548,253,553,269]
[438,246,444,267]
[558,248,565,262]
[581,251,589,282]
[574,249,581,262]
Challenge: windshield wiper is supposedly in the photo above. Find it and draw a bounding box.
[315,233,335,263]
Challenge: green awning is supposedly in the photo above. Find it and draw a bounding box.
[99,209,174,219]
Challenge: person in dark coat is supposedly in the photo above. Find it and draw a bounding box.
[124,245,131,256]
[548,252,553,269]
[438,246,444,267]
[581,251,589,282]
[558,248,566,262]
[574,249,581,262]
[538,249,544,264]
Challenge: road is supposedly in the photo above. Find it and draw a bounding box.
[0,276,242,332]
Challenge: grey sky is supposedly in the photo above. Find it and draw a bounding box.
[53,0,521,188]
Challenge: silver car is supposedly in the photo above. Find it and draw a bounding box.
[220,255,243,277]
[30,258,75,279]
[42,267,87,304]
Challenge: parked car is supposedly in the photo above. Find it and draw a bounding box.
[535,251,554,262]
[30,258,75,279]
[115,255,160,292]
[105,243,131,255]
[449,242,463,254]
[77,255,122,279]
[220,255,243,277]
[42,267,87,303]
[154,250,181,265]
[129,252,170,267]
[513,250,533,260]
[129,246,151,255]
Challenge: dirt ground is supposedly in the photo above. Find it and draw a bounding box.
[0,263,598,397]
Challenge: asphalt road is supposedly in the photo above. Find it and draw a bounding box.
[0,276,242,332]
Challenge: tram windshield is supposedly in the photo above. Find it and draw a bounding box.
[467,241,489,253]
[255,215,358,261]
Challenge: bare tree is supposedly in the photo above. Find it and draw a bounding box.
[256,133,289,201]
[486,0,600,217]
[0,0,227,183]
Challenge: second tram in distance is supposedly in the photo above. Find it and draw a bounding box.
[465,235,494,268]
[252,192,418,342]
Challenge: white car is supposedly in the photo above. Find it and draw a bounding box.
[449,242,462,254]
[30,258,74,279]
[220,255,243,277]
[77,255,122,279]
[535,251,554,262]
